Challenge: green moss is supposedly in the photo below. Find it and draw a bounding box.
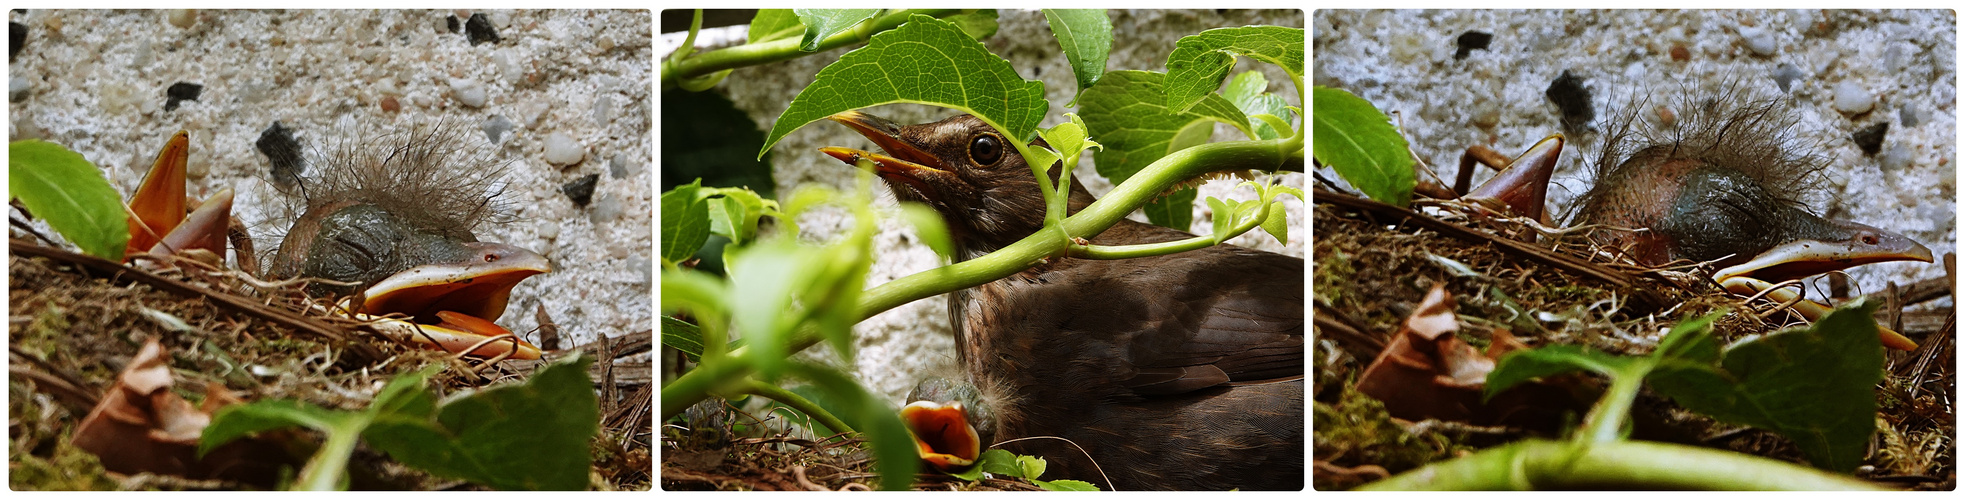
[1314,250,1356,304]
[1538,285,1603,304]
[1313,384,1468,480]
[19,306,71,358]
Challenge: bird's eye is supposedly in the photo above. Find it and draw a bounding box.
[969,134,1004,166]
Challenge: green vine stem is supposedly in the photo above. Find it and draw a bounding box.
[1070,198,1278,260]
[743,379,854,437]
[1359,439,1883,491]
[663,135,1296,418]
[660,9,964,90]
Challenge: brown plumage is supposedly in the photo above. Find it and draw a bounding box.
[824,111,1304,491]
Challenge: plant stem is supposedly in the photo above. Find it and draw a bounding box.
[1071,198,1272,259]
[1581,361,1647,444]
[294,417,364,491]
[661,136,1294,419]
[743,379,854,435]
[661,9,963,89]
[1359,439,1883,491]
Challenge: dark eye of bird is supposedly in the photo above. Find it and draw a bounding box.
[969,133,1003,166]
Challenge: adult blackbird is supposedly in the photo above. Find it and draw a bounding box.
[821,111,1305,491]
[265,125,550,357]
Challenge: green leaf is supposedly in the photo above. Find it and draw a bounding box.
[1142,187,1197,231]
[1037,113,1101,166]
[1079,70,1250,229]
[949,448,1022,480]
[944,9,999,40]
[1205,197,1232,244]
[760,14,1048,159]
[704,187,768,245]
[980,449,1025,477]
[366,356,600,490]
[1259,201,1288,244]
[793,9,881,52]
[898,203,955,260]
[1220,71,1293,140]
[660,180,711,264]
[660,316,744,362]
[1484,345,1642,401]
[1310,86,1415,207]
[1652,310,1727,365]
[1018,454,1048,480]
[1164,26,1304,114]
[200,399,353,456]
[368,366,441,419]
[9,140,130,261]
[1040,9,1112,106]
[1033,478,1101,491]
[725,240,815,378]
[747,9,804,44]
[1649,301,1884,472]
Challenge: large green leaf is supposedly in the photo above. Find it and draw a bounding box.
[9,140,130,260]
[1164,26,1304,114]
[1310,86,1414,207]
[1649,301,1885,473]
[793,9,881,52]
[1079,70,1249,229]
[747,9,804,44]
[366,357,599,490]
[760,14,1047,158]
[1040,9,1112,106]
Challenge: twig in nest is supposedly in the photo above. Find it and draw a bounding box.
[8,239,382,364]
[1738,278,1808,321]
[1316,189,1667,311]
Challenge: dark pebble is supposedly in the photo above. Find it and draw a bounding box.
[562,173,600,207]
[1851,121,1888,157]
[10,21,24,61]
[1544,70,1594,133]
[466,13,499,46]
[1771,63,1805,93]
[257,121,306,191]
[1669,44,1689,62]
[164,82,202,111]
[1454,30,1492,60]
[446,15,460,34]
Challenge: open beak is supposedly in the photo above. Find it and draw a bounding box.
[1715,220,1934,351]
[1464,134,1562,223]
[1715,220,1936,284]
[821,110,954,197]
[126,131,191,257]
[350,242,551,359]
[147,188,232,257]
[899,400,983,471]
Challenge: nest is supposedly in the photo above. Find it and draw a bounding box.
[1311,190,1955,490]
[7,240,653,490]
